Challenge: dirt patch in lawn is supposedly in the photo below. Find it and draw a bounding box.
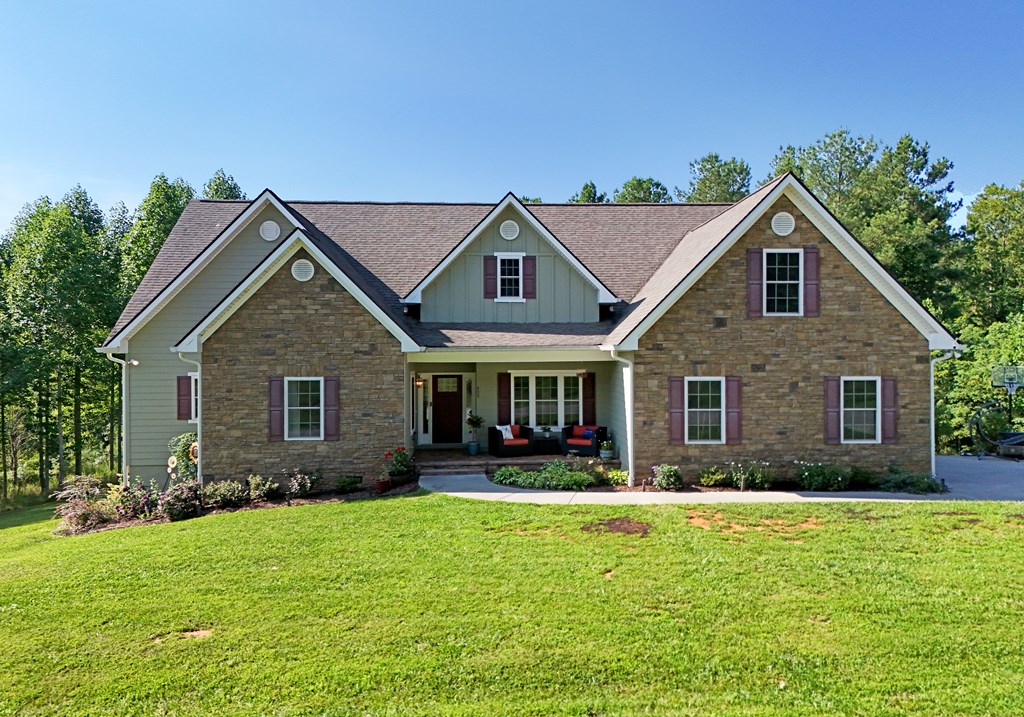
[581,517,651,536]
[933,510,978,517]
[687,510,821,537]
[842,508,881,521]
[151,628,213,644]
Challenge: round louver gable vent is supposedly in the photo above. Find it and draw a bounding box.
[771,212,795,237]
[499,220,520,240]
[260,220,281,241]
[291,259,315,282]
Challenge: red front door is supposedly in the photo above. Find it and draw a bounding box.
[432,375,463,443]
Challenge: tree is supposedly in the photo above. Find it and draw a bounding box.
[675,153,751,203]
[119,175,194,295]
[519,195,542,204]
[568,181,609,203]
[613,177,672,203]
[202,169,246,200]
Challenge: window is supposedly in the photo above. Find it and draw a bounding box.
[764,249,802,315]
[285,378,323,440]
[685,378,724,444]
[496,252,523,301]
[842,377,880,443]
[188,373,198,423]
[510,373,584,428]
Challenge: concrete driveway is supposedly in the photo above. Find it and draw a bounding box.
[418,455,1024,504]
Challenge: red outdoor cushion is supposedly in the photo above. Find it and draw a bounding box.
[510,424,521,438]
[572,425,599,438]
[566,437,592,446]
[503,438,529,446]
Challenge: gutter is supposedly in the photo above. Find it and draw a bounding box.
[606,347,636,487]
[177,353,203,485]
[101,352,136,485]
[931,348,961,478]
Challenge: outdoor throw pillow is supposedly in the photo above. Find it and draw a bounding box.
[496,424,514,440]
[582,429,594,438]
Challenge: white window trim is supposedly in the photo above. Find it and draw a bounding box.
[840,375,881,444]
[284,376,324,441]
[494,252,526,303]
[187,372,199,424]
[684,376,726,445]
[763,247,804,317]
[509,371,584,429]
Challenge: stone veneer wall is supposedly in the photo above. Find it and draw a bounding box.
[633,196,932,478]
[202,249,406,484]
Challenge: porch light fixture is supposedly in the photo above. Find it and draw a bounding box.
[414,376,424,389]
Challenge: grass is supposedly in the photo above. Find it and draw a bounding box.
[1,493,1023,716]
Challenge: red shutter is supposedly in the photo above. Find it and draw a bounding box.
[582,372,596,425]
[176,376,192,421]
[725,376,742,445]
[324,376,340,441]
[804,245,820,317]
[483,256,498,299]
[669,377,685,445]
[268,376,284,442]
[497,372,511,424]
[523,256,537,299]
[747,248,763,318]
[824,376,840,444]
[881,376,898,444]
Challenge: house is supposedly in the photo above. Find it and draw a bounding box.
[98,174,959,487]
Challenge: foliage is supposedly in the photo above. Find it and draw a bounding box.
[119,174,194,296]
[847,465,882,489]
[491,461,594,490]
[284,470,321,498]
[335,476,363,494]
[568,181,609,203]
[727,461,775,490]
[879,466,946,494]
[604,468,629,486]
[158,479,202,521]
[519,195,542,204]
[698,465,730,487]
[768,128,878,215]
[613,177,672,203]
[383,446,413,475]
[167,432,197,482]
[104,480,160,520]
[675,153,751,203]
[247,474,280,501]
[51,475,113,534]
[202,480,249,509]
[202,169,246,200]
[650,464,684,490]
[794,461,849,491]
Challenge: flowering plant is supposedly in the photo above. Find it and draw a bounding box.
[651,464,685,490]
[384,446,414,475]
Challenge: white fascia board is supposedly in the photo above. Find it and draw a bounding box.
[104,190,304,352]
[172,230,423,354]
[408,348,612,363]
[403,193,618,304]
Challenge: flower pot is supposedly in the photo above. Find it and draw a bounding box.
[375,478,393,494]
[600,450,614,460]
[467,441,480,456]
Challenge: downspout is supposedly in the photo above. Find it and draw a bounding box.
[931,349,960,478]
[609,348,636,487]
[103,354,134,486]
[178,353,203,485]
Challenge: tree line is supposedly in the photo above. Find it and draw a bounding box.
[3,131,1023,503]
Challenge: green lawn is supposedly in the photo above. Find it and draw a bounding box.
[2,493,1023,716]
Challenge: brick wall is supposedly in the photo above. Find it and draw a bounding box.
[202,249,406,485]
[633,196,932,478]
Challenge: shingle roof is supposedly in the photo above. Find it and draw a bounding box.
[413,322,616,349]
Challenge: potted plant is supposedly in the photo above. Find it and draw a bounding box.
[599,439,614,460]
[382,446,415,488]
[375,471,393,495]
[540,425,552,438]
[465,410,485,456]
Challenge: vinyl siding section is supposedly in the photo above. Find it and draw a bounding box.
[421,207,599,323]
[603,358,631,470]
[123,205,292,484]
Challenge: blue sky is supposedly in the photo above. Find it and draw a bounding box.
[1,1,1021,230]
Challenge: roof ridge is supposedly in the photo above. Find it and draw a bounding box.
[197,199,738,208]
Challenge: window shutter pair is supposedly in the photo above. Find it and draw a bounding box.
[176,376,192,421]
[668,377,742,444]
[746,246,820,317]
[268,376,339,442]
[823,376,897,444]
[483,256,536,299]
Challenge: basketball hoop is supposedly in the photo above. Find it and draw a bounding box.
[993,366,1024,420]
[1006,379,1020,397]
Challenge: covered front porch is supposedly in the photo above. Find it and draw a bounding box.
[406,348,633,478]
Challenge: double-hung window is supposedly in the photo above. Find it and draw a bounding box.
[764,249,802,315]
[511,373,583,427]
[188,373,199,423]
[841,377,880,443]
[495,252,524,301]
[285,377,324,440]
[685,377,724,444]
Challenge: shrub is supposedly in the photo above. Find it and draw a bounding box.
[167,433,198,482]
[493,466,527,485]
[795,461,849,491]
[159,479,203,521]
[879,466,946,494]
[847,466,882,489]
[202,480,249,509]
[651,464,685,490]
[491,462,594,490]
[728,461,775,490]
[336,476,363,494]
[605,468,630,486]
[698,466,730,487]
[284,470,321,498]
[105,480,160,520]
[247,474,280,502]
[52,476,114,535]
[383,447,414,475]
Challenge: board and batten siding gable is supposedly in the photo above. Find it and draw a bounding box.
[123,204,293,484]
[420,207,599,322]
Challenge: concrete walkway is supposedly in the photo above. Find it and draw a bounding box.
[419,455,1024,504]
